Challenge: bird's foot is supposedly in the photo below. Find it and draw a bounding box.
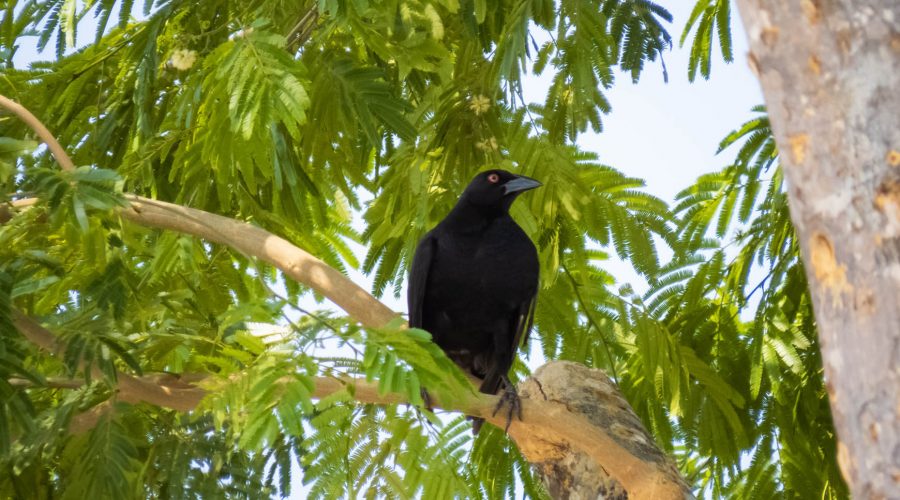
[491,377,523,433]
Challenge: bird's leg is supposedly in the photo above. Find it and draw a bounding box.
[491,374,523,433]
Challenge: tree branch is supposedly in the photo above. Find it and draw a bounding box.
[14,310,688,498]
[120,195,399,329]
[1,95,692,499]
[286,6,319,51]
[2,93,394,328]
[12,311,206,412]
[0,95,75,172]
[8,377,84,389]
[4,193,398,330]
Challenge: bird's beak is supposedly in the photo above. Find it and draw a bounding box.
[503,175,542,195]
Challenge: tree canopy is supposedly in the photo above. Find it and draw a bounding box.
[0,0,846,498]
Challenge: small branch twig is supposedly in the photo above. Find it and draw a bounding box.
[561,264,620,381]
[8,377,84,389]
[287,6,319,51]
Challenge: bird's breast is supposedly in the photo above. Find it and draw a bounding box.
[419,220,538,354]
[425,228,536,313]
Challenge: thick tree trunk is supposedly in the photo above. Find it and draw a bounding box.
[735,2,900,497]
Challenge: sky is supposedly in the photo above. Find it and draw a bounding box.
[8,2,766,497]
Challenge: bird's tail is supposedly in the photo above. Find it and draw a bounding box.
[479,372,503,395]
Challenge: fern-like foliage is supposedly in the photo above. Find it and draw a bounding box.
[680,0,733,81]
[642,106,847,498]
[533,0,672,142]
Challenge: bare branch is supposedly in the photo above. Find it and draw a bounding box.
[8,377,84,389]
[12,312,205,412]
[287,6,319,50]
[120,195,399,328]
[2,195,398,330]
[0,92,395,328]
[0,95,75,172]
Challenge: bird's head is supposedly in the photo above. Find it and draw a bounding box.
[461,169,542,212]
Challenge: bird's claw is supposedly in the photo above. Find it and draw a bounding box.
[491,384,523,433]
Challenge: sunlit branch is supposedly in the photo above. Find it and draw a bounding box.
[0,95,75,172]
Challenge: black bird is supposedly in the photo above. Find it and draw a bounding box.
[408,169,541,433]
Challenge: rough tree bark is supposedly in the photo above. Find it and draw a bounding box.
[735,2,900,497]
[519,362,690,499]
[0,96,693,499]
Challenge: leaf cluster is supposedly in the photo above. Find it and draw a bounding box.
[680,0,733,81]
[645,106,846,498]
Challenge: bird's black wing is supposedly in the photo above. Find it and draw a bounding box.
[407,233,436,329]
[512,292,537,353]
[479,288,537,396]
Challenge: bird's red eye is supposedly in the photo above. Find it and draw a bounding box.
[487,173,500,183]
